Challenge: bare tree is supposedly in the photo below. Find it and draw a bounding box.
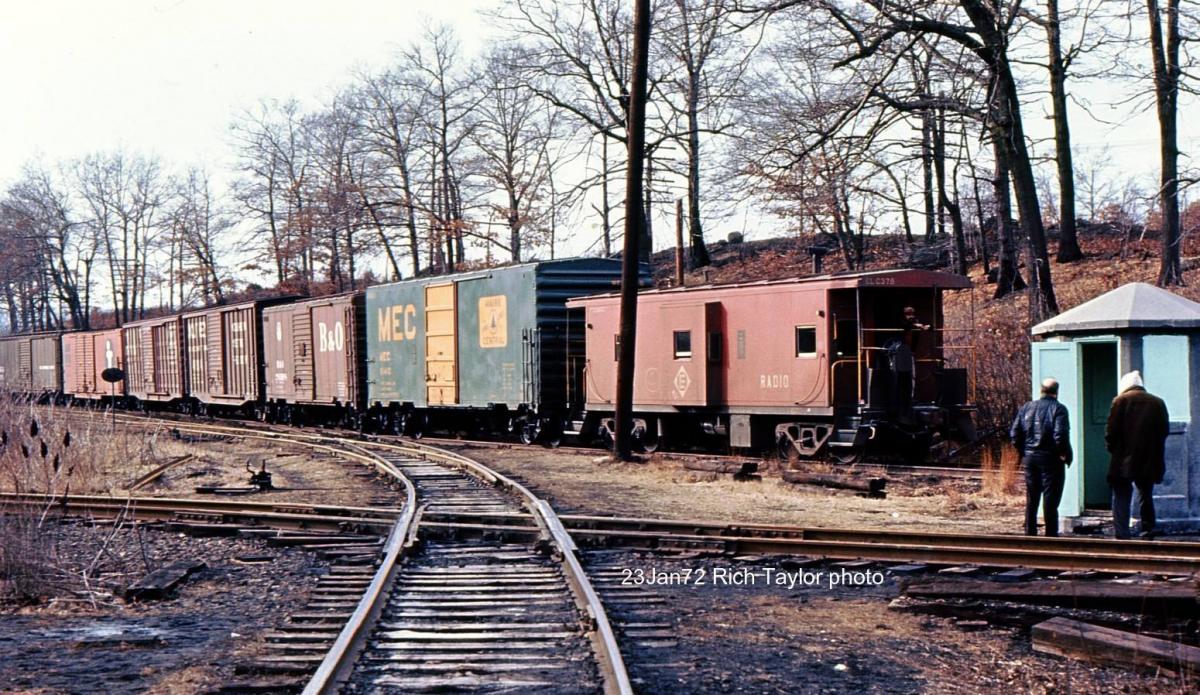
[75,151,166,323]
[3,163,93,328]
[1145,0,1186,285]
[659,0,757,268]
[166,167,228,306]
[473,47,559,262]
[231,100,314,291]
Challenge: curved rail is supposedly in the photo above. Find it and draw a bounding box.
[356,437,633,695]
[95,414,630,694]
[302,446,418,695]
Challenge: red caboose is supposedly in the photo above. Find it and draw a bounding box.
[566,269,975,460]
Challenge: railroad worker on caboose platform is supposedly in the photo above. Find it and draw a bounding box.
[1011,378,1072,536]
[1106,370,1170,540]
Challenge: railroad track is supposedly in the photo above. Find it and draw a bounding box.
[421,511,1200,577]
[87,414,631,694]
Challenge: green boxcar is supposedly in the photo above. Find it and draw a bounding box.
[366,259,627,433]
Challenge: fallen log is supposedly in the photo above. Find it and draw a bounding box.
[1032,616,1200,676]
[904,578,1200,615]
[124,559,207,601]
[683,459,758,476]
[782,470,886,498]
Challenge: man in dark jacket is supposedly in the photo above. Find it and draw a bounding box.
[1011,378,1071,536]
[1107,370,1170,540]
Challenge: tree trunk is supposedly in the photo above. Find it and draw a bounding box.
[614,0,651,460]
[686,69,710,268]
[993,142,1026,297]
[1047,0,1082,262]
[961,1,1057,320]
[922,113,936,241]
[934,107,968,276]
[600,137,612,257]
[1148,0,1185,286]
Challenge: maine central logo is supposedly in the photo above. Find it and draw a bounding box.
[674,365,691,398]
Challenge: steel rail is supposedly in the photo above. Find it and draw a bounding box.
[302,446,417,695]
[419,511,1200,577]
[0,492,398,532]
[356,437,633,695]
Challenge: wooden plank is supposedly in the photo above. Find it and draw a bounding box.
[124,559,207,601]
[1032,617,1200,676]
[905,579,1200,613]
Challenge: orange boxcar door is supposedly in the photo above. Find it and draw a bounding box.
[424,283,458,405]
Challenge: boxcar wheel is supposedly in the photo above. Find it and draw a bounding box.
[829,447,863,465]
[519,419,540,446]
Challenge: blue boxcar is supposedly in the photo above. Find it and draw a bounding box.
[365,258,628,439]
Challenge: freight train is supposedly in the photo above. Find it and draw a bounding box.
[0,259,977,462]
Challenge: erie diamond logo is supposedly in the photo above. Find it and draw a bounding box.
[674,366,691,397]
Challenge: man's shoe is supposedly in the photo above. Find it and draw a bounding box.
[1138,531,1156,540]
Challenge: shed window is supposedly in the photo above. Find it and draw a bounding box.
[1143,335,1190,422]
[795,326,817,357]
[673,330,692,359]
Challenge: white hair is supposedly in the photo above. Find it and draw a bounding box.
[1119,370,1144,393]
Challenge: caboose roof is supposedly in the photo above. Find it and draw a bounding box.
[566,268,971,305]
[1032,282,1200,335]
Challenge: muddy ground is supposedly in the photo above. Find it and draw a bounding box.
[438,442,1028,535]
[0,521,324,694]
[589,551,1196,694]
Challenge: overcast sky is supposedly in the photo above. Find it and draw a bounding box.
[0,0,490,183]
[1,0,1198,274]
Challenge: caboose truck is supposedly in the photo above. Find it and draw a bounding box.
[567,269,976,461]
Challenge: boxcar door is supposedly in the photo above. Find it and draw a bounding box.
[185,317,208,398]
[424,283,458,405]
[312,303,348,402]
[263,311,294,400]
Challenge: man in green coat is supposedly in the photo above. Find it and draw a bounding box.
[1106,370,1170,540]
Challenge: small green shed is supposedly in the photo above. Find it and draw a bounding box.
[1030,283,1200,530]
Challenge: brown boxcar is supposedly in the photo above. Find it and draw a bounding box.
[567,269,974,459]
[123,315,185,403]
[0,332,62,396]
[262,292,365,421]
[180,298,294,411]
[62,329,125,400]
[0,332,63,396]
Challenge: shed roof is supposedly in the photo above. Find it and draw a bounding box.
[1031,282,1200,335]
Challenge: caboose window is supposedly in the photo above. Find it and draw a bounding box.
[673,330,692,359]
[795,326,817,357]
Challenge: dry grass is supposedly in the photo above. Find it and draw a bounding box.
[980,438,1022,496]
[0,401,161,603]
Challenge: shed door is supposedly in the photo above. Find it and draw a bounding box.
[1031,341,1083,519]
[312,304,348,402]
[425,283,458,405]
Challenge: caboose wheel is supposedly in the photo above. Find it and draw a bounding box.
[632,422,659,454]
